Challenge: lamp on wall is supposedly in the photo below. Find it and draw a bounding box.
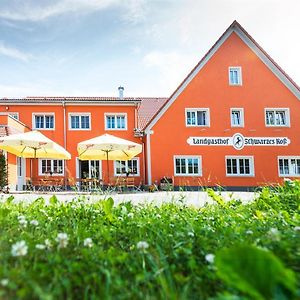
[5,106,9,110]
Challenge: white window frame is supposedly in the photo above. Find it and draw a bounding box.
[174,155,202,176]
[185,108,210,127]
[225,156,254,177]
[104,113,127,130]
[38,159,64,176]
[32,113,55,130]
[0,112,19,120]
[264,108,290,127]
[230,108,244,127]
[68,113,91,130]
[229,66,242,86]
[114,158,140,177]
[278,156,300,177]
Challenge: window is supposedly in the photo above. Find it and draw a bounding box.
[231,108,244,127]
[174,156,202,176]
[69,114,91,130]
[185,109,210,127]
[114,158,139,176]
[226,156,254,176]
[105,114,127,130]
[39,159,64,176]
[229,67,242,85]
[265,109,290,127]
[33,114,54,129]
[278,157,300,177]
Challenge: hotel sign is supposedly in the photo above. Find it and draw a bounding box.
[187,133,290,150]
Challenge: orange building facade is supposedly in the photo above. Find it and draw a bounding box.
[1,21,300,191]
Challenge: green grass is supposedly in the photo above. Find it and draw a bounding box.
[0,180,299,299]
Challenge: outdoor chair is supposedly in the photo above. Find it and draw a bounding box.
[126,177,135,190]
[25,178,34,191]
[113,177,126,193]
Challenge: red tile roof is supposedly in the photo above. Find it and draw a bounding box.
[0,96,168,131]
[0,96,142,104]
[138,97,168,130]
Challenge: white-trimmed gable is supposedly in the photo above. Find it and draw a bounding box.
[144,21,300,132]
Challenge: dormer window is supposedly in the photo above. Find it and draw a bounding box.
[229,67,242,86]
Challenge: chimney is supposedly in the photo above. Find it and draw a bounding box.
[118,86,124,99]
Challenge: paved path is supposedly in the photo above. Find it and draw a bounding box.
[0,191,259,208]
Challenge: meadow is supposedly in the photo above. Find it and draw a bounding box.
[0,180,299,299]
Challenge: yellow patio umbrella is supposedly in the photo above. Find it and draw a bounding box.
[0,130,71,183]
[77,133,142,182]
[0,130,71,159]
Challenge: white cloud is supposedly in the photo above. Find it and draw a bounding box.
[0,84,40,98]
[0,0,119,22]
[122,0,147,24]
[0,0,148,23]
[143,50,199,92]
[0,42,32,62]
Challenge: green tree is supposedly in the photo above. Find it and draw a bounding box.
[0,152,8,191]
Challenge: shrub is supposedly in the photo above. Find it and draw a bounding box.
[0,152,8,191]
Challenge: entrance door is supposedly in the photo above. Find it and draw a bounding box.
[17,157,26,191]
[79,160,102,179]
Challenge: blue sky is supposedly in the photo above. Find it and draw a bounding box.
[0,0,299,98]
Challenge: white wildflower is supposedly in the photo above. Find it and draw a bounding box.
[19,219,27,227]
[268,227,281,241]
[121,206,128,215]
[136,241,149,251]
[44,239,52,249]
[35,244,46,250]
[30,220,39,226]
[127,212,134,218]
[18,215,27,227]
[294,226,300,232]
[56,233,69,249]
[205,253,215,264]
[187,231,195,237]
[83,238,93,248]
[156,214,161,219]
[11,240,28,257]
[246,230,253,235]
[118,217,124,221]
[0,278,9,286]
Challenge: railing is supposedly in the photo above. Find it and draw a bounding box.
[25,177,143,193]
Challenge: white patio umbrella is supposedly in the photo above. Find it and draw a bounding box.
[77,133,142,183]
[0,130,71,182]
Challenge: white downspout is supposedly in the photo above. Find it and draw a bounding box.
[62,100,67,186]
[145,129,153,185]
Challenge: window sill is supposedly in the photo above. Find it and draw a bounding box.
[226,174,254,177]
